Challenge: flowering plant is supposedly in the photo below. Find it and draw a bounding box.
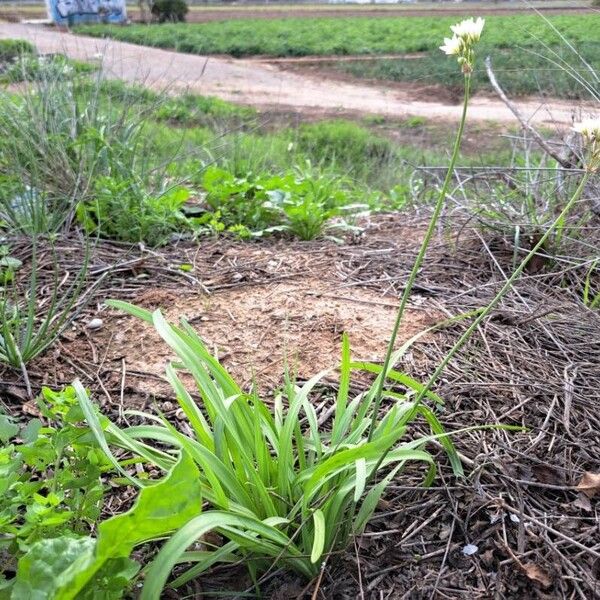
[440,17,485,74]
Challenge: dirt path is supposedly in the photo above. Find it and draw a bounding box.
[0,22,591,125]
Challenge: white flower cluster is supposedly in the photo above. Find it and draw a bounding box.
[439,17,485,73]
[451,17,485,44]
[439,36,463,57]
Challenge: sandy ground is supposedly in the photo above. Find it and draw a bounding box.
[0,22,593,126]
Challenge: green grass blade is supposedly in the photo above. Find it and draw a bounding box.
[353,458,367,503]
[310,509,325,564]
[73,379,141,486]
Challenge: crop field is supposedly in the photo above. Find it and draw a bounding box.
[330,40,600,99]
[78,14,599,57]
[77,14,600,98]
[1,10,600,600]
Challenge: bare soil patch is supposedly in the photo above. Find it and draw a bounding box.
[83,277,438,397]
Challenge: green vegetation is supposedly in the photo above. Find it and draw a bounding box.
[2,21,599,599]
[336,41,600,100]
[76,15,600,98]
[14,301,458,599]
[0,39,94,84]
[0,63,515,246]
[0,244,87,376]
[200,164,368,240]
[0,38,34,62]
[77,15,599,57]
[151,0,188,23]
[0,388,107,553]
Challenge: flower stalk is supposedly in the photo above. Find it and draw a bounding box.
[400,169,591,428]
[367,18,483,441]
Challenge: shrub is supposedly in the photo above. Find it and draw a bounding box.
[151,0,188,23]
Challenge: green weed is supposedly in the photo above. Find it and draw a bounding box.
[0,243,88,380]
[199,163,367,240]
[0,388,107,555]
[0,54,95,85]
[0,71,189,238]
[77,176,192,246]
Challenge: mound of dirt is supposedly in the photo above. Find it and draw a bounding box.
[74,278,439,397]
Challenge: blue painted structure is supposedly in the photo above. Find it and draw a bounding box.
[45,0,127,26]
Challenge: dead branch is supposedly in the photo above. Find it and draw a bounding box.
[485,56,574,169]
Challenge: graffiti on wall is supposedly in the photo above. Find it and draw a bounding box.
[46,0,127,25]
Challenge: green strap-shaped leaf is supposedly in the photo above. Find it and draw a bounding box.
[310,509,326,564]
[141,512,306,599]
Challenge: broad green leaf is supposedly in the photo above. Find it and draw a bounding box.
[12,537,96,600]
[0,414,19,443]
[353,464,402,534]
[331,333,351,442]
[0,256,22,271]
[48,452,202,600]
[96,450,202,556]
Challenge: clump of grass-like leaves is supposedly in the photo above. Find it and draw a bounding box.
[0,64,172,236]
[0,243,89,395]
[73,300,462,597]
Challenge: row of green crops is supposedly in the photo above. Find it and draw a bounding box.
[76,14,600,57]
[75,14,600,99]
[335,41,600,100]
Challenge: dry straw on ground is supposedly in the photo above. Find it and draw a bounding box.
[2,208,599,599]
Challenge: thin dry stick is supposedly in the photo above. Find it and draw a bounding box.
[485,56,573,168]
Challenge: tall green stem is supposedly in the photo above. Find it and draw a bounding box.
[402,170,591,425]
[367,74,472,441]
